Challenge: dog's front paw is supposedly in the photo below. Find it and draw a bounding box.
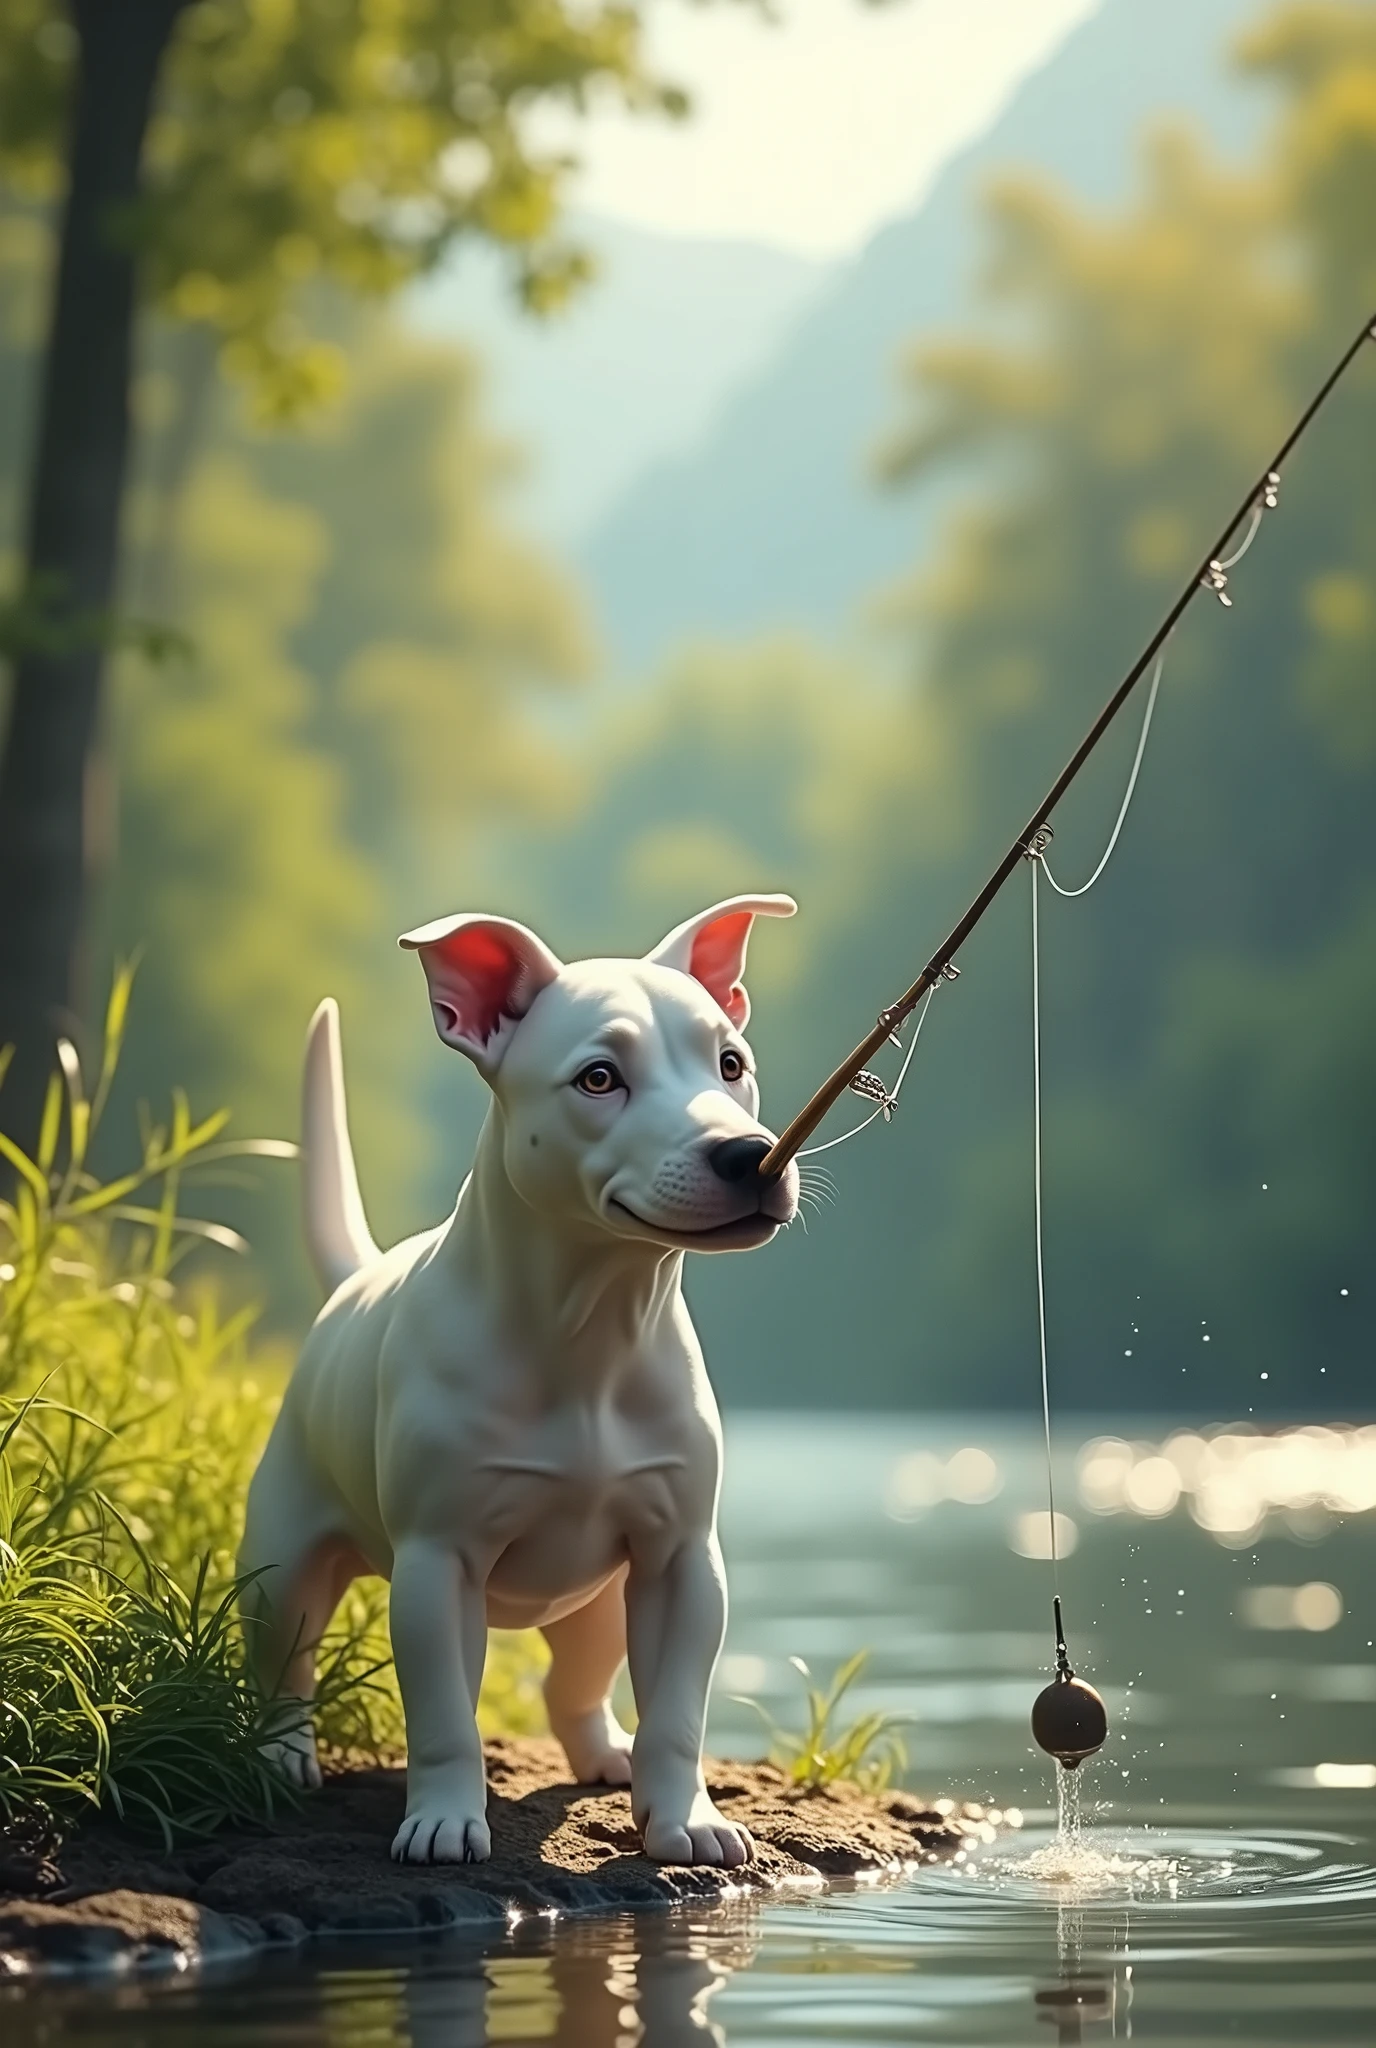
[392,1773,491,1864]
[641,1791,754,1869]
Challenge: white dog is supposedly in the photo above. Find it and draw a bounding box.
[239,895,799,1868]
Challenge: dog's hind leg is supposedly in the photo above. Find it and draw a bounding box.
[239,1438,360,1791]
[541,1570,634,1787]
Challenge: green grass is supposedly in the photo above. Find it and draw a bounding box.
[0,965,546,1843]
[737,1651,909,1796]
[0,1416,301,1838]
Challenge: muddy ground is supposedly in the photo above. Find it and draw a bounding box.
[0,1737,1001,1978]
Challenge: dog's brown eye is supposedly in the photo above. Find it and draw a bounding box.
[720,1048,745,1083]
[575,1061,623,1097]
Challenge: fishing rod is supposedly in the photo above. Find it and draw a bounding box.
[758,312,1376,1182]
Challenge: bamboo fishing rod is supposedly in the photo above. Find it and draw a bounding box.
[758,312,1376,1181]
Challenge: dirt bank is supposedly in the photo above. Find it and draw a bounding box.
[0,1738,1004,1979]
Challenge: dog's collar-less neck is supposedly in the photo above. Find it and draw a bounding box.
[445,1116,682,1379]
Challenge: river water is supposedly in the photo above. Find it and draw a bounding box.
[10,1415,1376,2045]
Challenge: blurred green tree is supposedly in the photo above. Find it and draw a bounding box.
[483,635,899,963]
[0,0,677,1151]
[100,302,590,1307]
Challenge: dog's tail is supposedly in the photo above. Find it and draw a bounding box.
[302,998,379,1296]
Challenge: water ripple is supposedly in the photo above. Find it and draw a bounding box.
[924,1824,1376,1915]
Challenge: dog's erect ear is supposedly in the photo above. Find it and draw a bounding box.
[399,914,563,1070]
[646,894,796,1030]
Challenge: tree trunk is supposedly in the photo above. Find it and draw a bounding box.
[134,316,220,623]
[0,0,187,1149]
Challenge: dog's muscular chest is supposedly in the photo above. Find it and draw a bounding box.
[399,1392,701,1619]
[376,1384,692,1605]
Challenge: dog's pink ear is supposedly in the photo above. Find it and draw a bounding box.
[647,894,796,1030]
[399,914,563,1069]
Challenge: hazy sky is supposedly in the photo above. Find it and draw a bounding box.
[543,0,1100,257]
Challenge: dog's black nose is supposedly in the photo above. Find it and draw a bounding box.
[708,1136,773,1185]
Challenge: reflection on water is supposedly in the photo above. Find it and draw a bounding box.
[1033,1957,1124,2048]
[401,1914,756,2048]
[5,1417,1375,2046]
[4,1915,760,2048]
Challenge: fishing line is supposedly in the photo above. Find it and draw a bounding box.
[1034,461,1267,906]
[1030,854,1059,1595]
[1022,472,1266,1626]
[1026,646,1161,1604]
[1217,500,1267,572]
[1028,626,1172,1568]
[1027,830,1110,1765]
[1023,465,1273,1583]
[1039,648,1166,900]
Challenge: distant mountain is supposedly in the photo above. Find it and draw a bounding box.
[405,215,827,546]
[578,0,1272,672]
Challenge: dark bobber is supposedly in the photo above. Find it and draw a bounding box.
[1031,1671,1108,1768]
[1031,1598,1109,1769]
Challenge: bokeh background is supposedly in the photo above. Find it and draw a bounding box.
[1,0,1372,1418]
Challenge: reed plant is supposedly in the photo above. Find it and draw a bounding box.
[0,966,545,1843]
[738,1651,909,1796]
